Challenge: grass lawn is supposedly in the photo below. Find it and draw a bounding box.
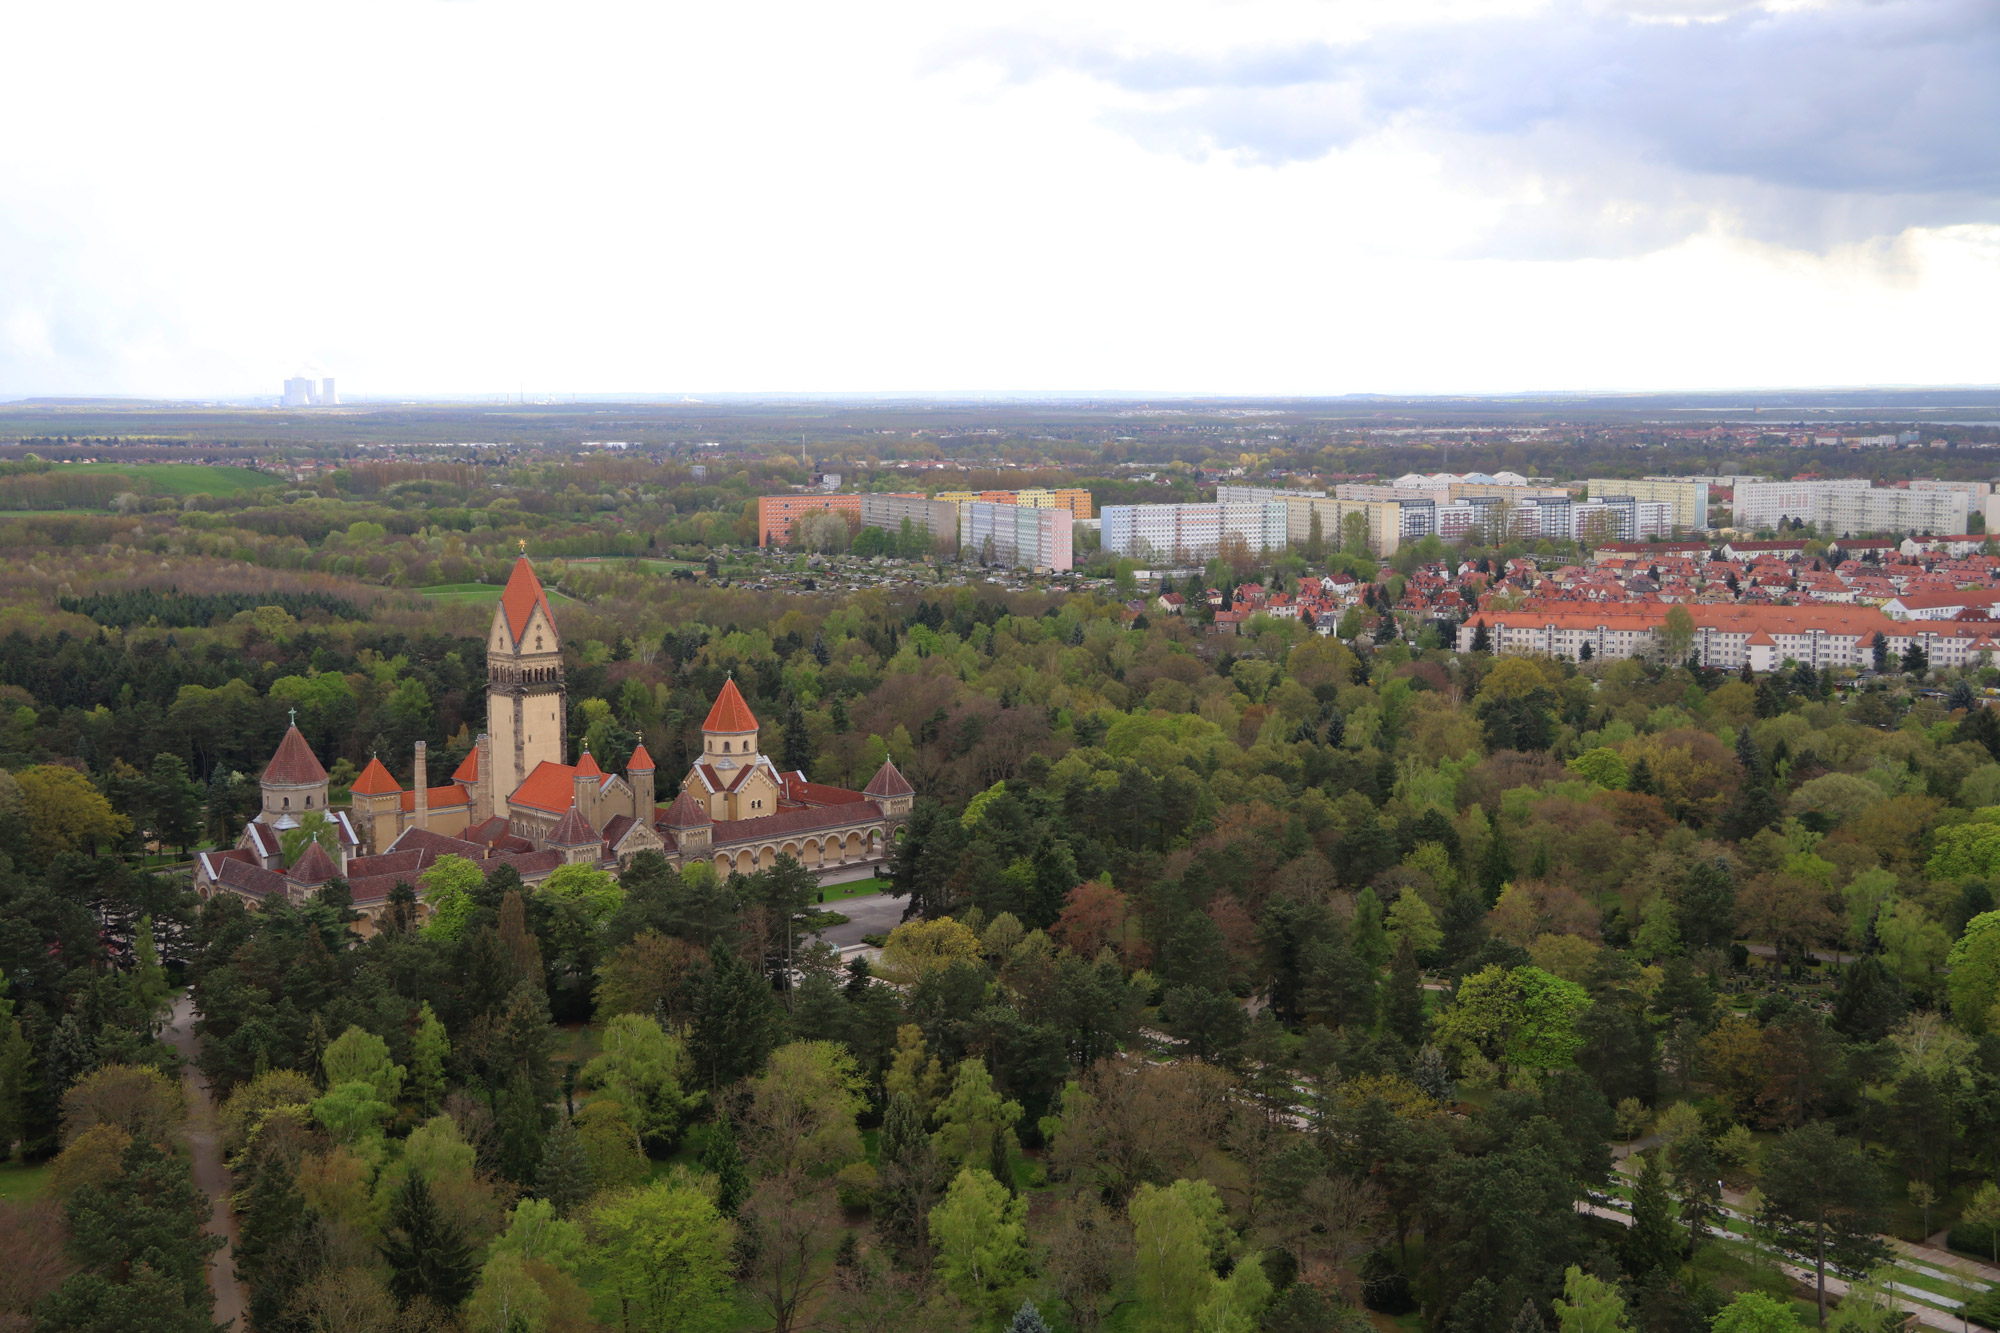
[0,1162,49,1202]
[53,461,272,496]
[819,876,891,904]
[419,582,578,605]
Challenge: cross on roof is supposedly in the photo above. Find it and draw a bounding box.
[288,706,297,727]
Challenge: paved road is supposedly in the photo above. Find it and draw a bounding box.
[164,994,248,1332]
[814,891,907,951]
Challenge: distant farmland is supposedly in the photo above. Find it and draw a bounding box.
[0,462,275,509]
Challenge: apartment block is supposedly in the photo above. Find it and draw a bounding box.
[859,494,960,550]
[1101,502,1286,563]
[960,501,1073,571]
[1731,479,1869,528]
[1585,477,1710,531]
[1810,486,1968,537]
[756,494,864,547]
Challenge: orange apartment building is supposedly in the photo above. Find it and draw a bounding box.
[756,494,864,547]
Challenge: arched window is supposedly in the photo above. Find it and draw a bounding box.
[723,741,731,753]
[283,797,290,808]
[305,796,312,806]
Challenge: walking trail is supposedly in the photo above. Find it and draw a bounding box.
[164,993,248,1332]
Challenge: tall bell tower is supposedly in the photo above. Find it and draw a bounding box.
[487,555,566,817]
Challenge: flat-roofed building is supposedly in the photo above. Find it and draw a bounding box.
[1101,502,1285,563]
[756,494,863,547]
[859,494,960,551]
[1586,477,1710,531]
[960,501,1073,570]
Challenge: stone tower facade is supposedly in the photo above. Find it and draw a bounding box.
[487,557,567,818]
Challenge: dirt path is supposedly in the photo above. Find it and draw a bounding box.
[164,993,249,1332]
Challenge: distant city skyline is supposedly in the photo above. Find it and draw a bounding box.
[0,0,1993,399]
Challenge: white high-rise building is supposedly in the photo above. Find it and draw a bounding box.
[1732,479,1869,528]
[1101,502,1286,563]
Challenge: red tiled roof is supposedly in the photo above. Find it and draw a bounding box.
[500,556,555,645]
[214,857,287,900]
[864,759,914,798]
[709,801,888,846]
[703,678,759,733]
[510,761,580,813]
[547,806,598,845]
[399,785,470,812]
[263,725,327,786]
[783,773,870,806]
[660,788,711,826]
[287,840,339,884]
[575,750,602,777]
[350,757,400,796]
[452,748,479,783]
[626,743,654,771]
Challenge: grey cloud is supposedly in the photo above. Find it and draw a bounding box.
[951,1,2000,251]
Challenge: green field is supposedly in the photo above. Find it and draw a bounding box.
[820,875,890,903]
[419,582,578,605]
[53,462,273,496]
[0,1163,48,1202]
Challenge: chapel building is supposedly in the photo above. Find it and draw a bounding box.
[195,556,911,932]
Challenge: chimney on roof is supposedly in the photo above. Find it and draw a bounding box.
[414,741,428,832]
[474,732,493,824]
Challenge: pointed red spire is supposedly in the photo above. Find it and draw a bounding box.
[575,748,603,777]
[287,839,338,883]
[499,556,555,645]
[702,677,759,733]
[263,725,328,786]
[626,743,655,772]
[350,756,400,795]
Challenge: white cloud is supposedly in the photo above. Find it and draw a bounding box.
[0,0,1990,398]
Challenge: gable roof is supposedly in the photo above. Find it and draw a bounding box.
[702,678,759,733]
[452,747,479,783]
[510,760,581,814]
[864,758,914,798]
[350,757,400,796]
[499,556,556,645]
[263,725,327,786]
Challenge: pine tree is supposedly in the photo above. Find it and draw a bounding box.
[878,1090,941,1258]
[1382,937,1427,1049]
[688,941,784,1089]
[1509,1296,1547,1333]
[381,1171,476,1310]
[496,1070,546,1186]
[48,1012,95,1092]
[783,696,813,772]
[1008,1299,1055,1333]
[1479,832,1515,907]
[410,1001,449,1117]
[1411,1045,1456,1106]
[496,891,545,990]
[697,1118,750,1216]
[536,1112,592,1217]
[1626,1151,1680,1279]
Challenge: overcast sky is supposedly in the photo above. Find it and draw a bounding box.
[1,0,1994,399]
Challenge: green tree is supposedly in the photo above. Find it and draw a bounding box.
[1434,965,1591,1082]
[1758,1122,1889,1323]
[932,1166,1031,1318]
[44,1134,221,1331]
[1386,888,1443,962]
[419,854,487,941]
[310,1079,394,1144]
[934,1057,1023,1172]
[143,753,204,856]
[689,941,785,1089]
[1948,910,2000,1034]
[1626,1151,1679,1280]
[1710,1292,1806,1333]
[381,1170,477,1310]
[1194,1251,1272,1333]
[411,1001,449,1116]
[591,1178,737,1333]
[1552,1264,1631,1333]
[1961,1181,2000,1265]
[878,1090,943,1260]
[1131,1178,1229,1332]
[579,1012,696,1153]
[322,1025,406,1103]
[536,1113,593,1218]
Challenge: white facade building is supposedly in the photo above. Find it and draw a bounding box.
[1731,479,1869,529]
[1101,502,1286,563]
[1585,477,1710,531]
[960,501,1073,571]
